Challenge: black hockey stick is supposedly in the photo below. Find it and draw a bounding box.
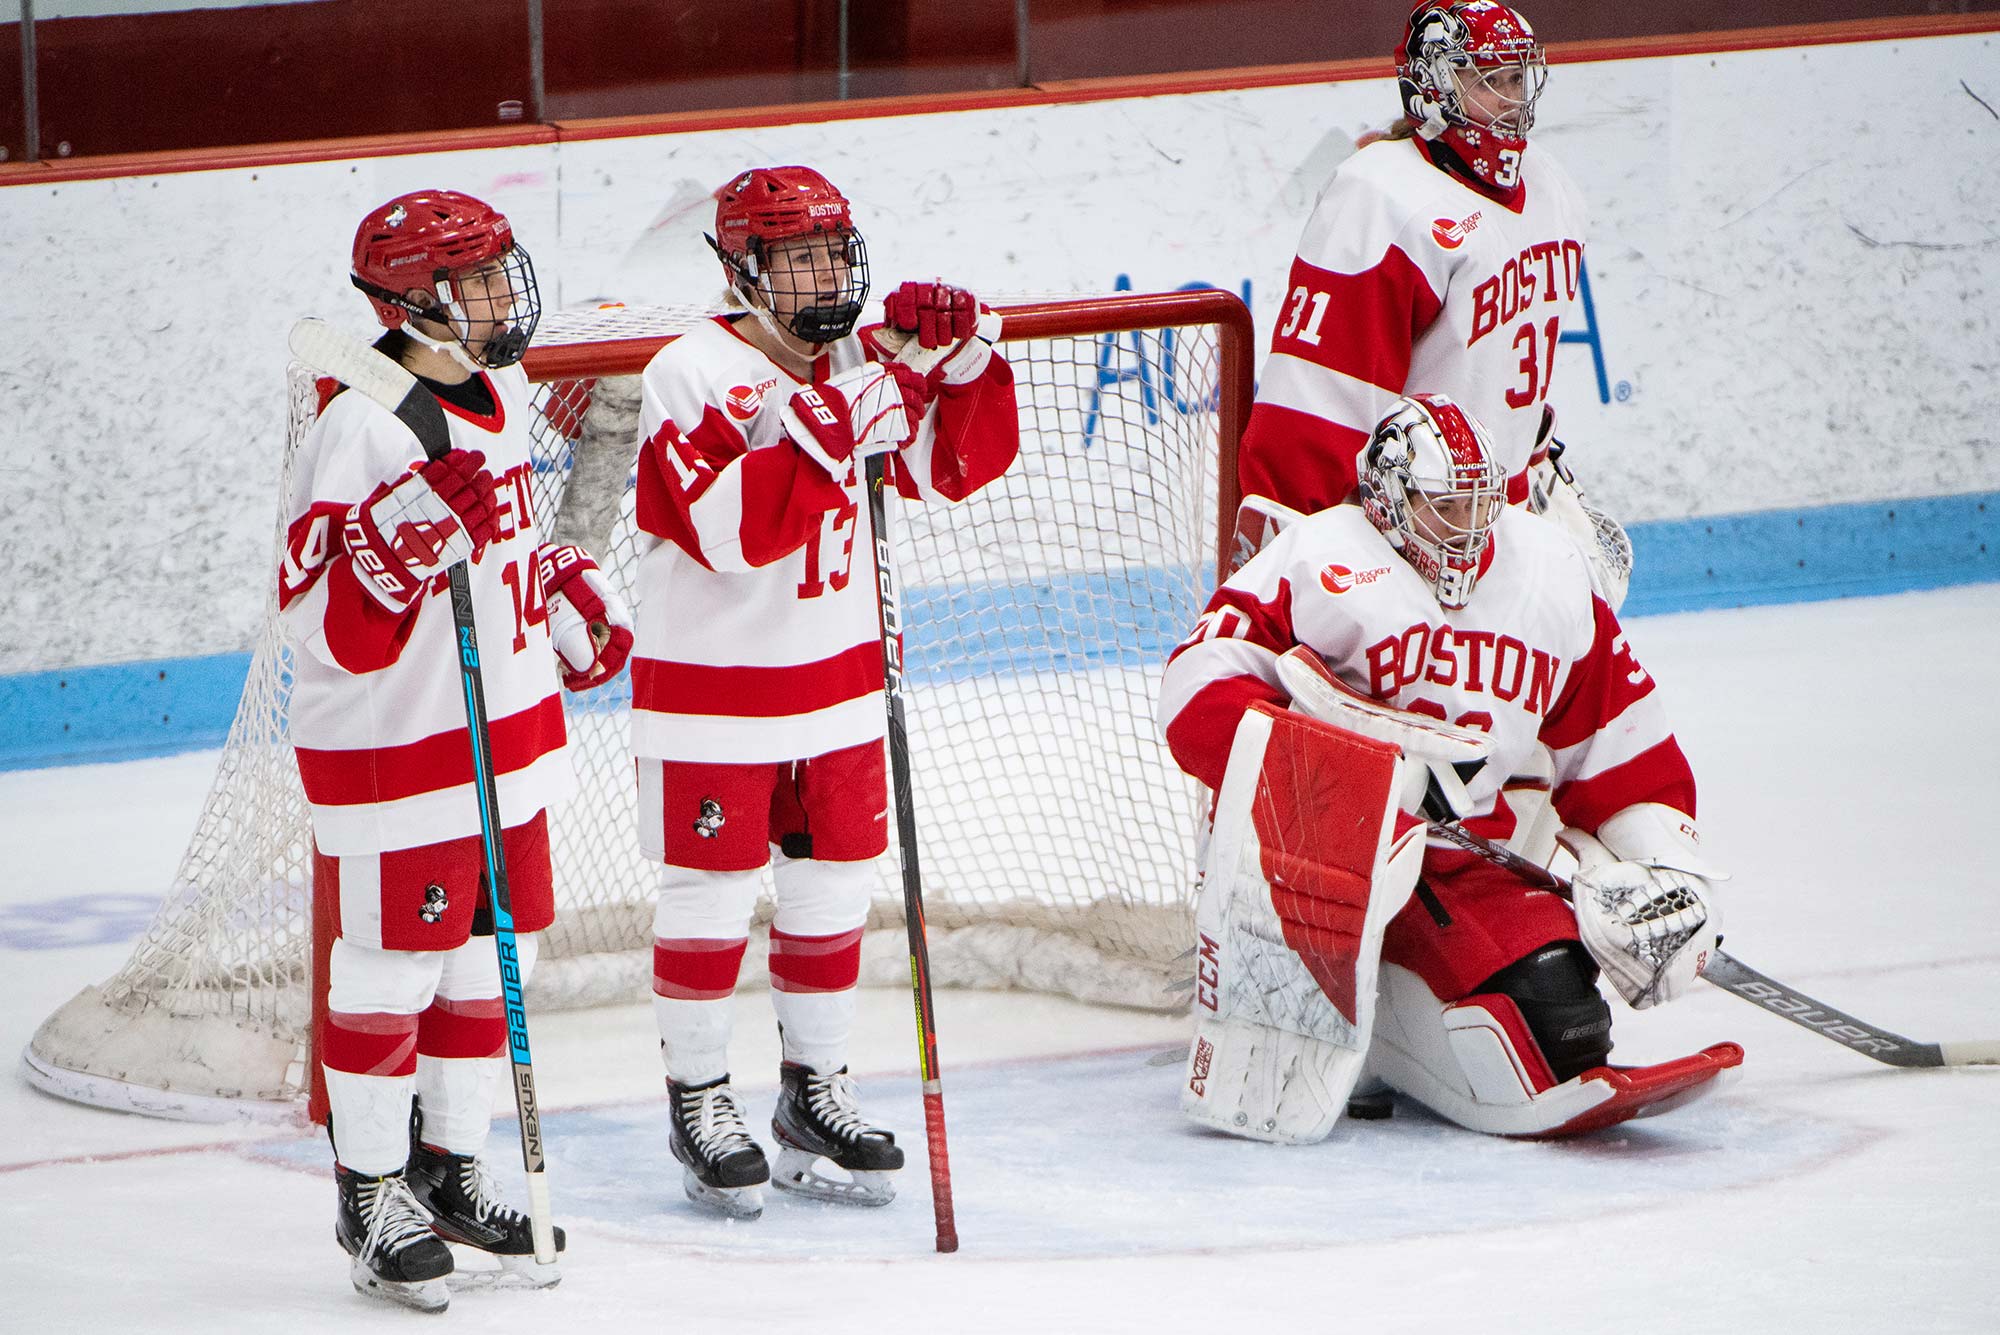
[1422,818,2000,1069]
[288,319,559,1262]
[864,445,959,1253]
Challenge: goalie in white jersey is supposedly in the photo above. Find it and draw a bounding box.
[628,165,1019,1217]
[279,190,631,1309]
[1160,392,1739,1143]
[1236,1,1631,607]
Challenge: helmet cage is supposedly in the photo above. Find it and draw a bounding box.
[728,229,871,345]
[1360,394,1506,609]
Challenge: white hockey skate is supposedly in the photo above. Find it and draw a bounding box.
[335,1165,453,1313]
[770,1062,903,1207]
[668,1074,770,1220]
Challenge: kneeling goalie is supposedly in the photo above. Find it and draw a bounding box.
[1159,392,1738,1142]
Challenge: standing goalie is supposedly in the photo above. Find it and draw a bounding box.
[627,165,1018,1218]
[280,190,631,1310]
[1236,1,1631,612]
[1160,392,1737,1143]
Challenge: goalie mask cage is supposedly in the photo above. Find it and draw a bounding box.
[24,289,1251,1122]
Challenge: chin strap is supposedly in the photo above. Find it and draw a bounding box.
[398,315,485,376]
[736,283,832,364]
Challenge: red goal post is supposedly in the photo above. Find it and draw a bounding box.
[521,290,1251,578]
[24,288,1253,1122]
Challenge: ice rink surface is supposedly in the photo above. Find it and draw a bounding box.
[2,586,1996,1333]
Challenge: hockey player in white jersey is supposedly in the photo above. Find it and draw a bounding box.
[281,190,631,1309]
[628,165,1018,1217]
[1236,1,1630,606]
[1161,392,1739,1143]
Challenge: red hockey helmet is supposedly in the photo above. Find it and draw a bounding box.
[350,189,541,368]
[1396,2,1547,193]
[1360,393,1506,609]
[706,166,870,343]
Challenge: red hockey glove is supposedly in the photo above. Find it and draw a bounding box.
[538,543,634,690]
[884,281,979,350]
[342,449,500,612]
[782,362,917,479]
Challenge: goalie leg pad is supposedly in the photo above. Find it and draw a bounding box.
[1182,703,1423,1144]
[1370,963,1743,1137]
[1477,942,1612,1083]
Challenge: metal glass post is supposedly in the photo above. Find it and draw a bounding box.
[838,0,851,100]
[20,0,40,162]
[1015,0,1030,87]
[527,0,546,122]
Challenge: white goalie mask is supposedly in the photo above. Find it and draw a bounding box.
[1359,393,1506,609]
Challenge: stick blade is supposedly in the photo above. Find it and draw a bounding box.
[287,318,450,459]
[1938,1040,2000,1067]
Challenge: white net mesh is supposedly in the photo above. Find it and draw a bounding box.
[25,293,1246,1119]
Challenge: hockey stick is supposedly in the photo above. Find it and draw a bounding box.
[1421,818,2000,1069]
[866,331,961,1253]
[287,319,559,1263]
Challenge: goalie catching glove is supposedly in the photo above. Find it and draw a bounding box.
[1526,408,1633,612]
[782,360,931,480]
[343,448,500,612]
[537,543,633,690]
[1567,804,1727,1009]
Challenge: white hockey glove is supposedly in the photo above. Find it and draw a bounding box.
[341,449,500,612]
[1527,420,1633,612]
[882,281,1002,386]
[781,361,927,480]
[1567,805,1726,1009]
[537,543,633,690]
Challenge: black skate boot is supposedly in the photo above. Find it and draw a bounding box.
[408,1141,564,1289]
[668,1074,770,1219]
[771,1062,904,1206]
[336,1164,454,1313]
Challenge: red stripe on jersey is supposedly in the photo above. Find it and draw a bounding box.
[635,418,719,571]
[768,925,864,994]
[653,936,749,1001]
[295,695,565,807]
[323,1010,419,1078]
[1555,738,1699,836]
[1237,404,1372,512]
[318,558,423,674]
[278,501,348,611]
[1540,596,1658,752]
[631,642,882,720]
[416,995,505,1060]
[634,404,850,571]
[1275,250,1443,389]
[440,373,506,431]
[1163,674,1289,794]
[1168,577,1299,664]
[914,357,1023,502]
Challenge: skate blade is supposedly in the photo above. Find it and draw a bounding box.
[681,1166,764,1220]
[349,1258,450,1313]
[445,1250,562,1291]
[771,1147,896,1207]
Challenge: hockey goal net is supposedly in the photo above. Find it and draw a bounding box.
[25,289,1250,1121]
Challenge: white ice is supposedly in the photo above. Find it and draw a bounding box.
[2,586,1996,1333]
